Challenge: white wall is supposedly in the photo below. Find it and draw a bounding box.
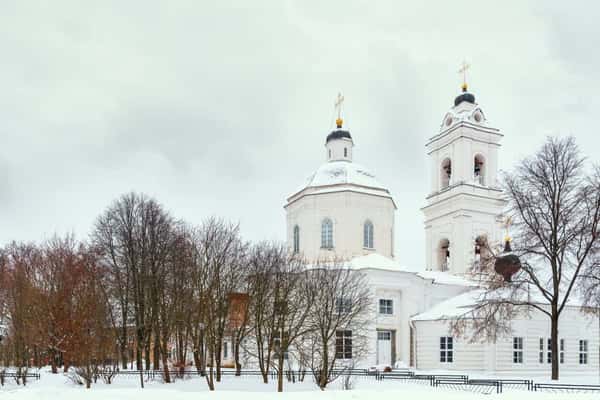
[360,269,472,367]
[286,191,395,261]
[413,306,600,377]
[326,137,353,162]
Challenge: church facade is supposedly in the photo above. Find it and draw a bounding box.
[284,87,599,377]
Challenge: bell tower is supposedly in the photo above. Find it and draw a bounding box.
[422,70,506,274]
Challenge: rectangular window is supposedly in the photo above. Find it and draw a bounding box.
[579,340,588,365]
[379,299,393,315]
[223,342,228,359]
[547,338,552,364]
[539,338,544,364]
[560,339,564,364]
[336,330,352,359]
[513,337,523,364]
[440,337,453,363]
[335,297,352,314]
[377,331,391,341]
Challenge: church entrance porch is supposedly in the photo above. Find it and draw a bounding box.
[376,330,394,366]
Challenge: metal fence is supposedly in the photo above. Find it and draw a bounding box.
[5,366,600,394]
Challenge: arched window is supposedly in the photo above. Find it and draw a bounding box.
[328,149,332,159]
[474,235,488,268]
[363,220,374,249]
[441,158,452,189]
[321,218,333,249]
[293,225,300,254]
[474,154,485,185]
[438,238,450,271]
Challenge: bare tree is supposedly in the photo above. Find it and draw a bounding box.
[301,260,372,390]
[191,217,246,390]
[93,192,174,372]
[451,137,600,380]
[244,242,285,384]
[168,225,196,377]
[1,243,41,370]
[271,253,315,392]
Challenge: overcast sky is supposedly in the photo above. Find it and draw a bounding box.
[1,1,599,267]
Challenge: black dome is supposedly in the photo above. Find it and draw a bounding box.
[454,91,476,106]
[326,129,352,144]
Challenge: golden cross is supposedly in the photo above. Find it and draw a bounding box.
[458,60,470,88]
[334,92,345,119]
[503,216,513,242]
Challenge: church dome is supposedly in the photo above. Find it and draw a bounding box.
[289,160,392,199]
[326,129,352,144]
[454,90,476,106]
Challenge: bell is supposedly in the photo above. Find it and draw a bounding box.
[494,240,521,282]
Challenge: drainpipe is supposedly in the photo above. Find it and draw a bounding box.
[409,319,417,369]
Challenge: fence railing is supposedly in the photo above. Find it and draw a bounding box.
[533,383,600,393]
[5,366,600,394]
[0,371,41,387]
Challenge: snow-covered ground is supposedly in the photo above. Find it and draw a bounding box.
[1,368,600,399]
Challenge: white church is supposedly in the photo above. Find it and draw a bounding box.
[283,86,599,377]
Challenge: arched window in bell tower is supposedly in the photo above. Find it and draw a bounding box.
[438,238,450,271]
[441,158,452,189]
[474,154,485,185]
[474,235,488,269]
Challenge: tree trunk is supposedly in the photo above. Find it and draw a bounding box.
[551,308,559,380]
[63,356,69,373]
[177,334,185,376]
[193,349,201,373]
[319,343,328,389]
[33,346,40,369]
[120,342,128,370]
[120,325,128,369]
[162,350,171,383]
[136,325,145,370]
[144,339,151,370]
[277,354,284,392]
[214,336,223,383]
[199,334,206,376]
[153,335,160,370]
[234,338,242,376]
[205,349,215,391]
[136,347,142,370]
[215,350,222,383]
[50,350,58,374]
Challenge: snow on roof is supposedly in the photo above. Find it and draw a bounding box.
[347,254,477,287]
[348,253,405,271]
[411,290,485,321]
[288,161,392,202]
[417,270,479,287]
[411,285,590,322]
[307,161,385,188]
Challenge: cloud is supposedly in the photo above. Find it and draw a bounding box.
[0,1,598,268]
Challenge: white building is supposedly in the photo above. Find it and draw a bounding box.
[284,87,599,377]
